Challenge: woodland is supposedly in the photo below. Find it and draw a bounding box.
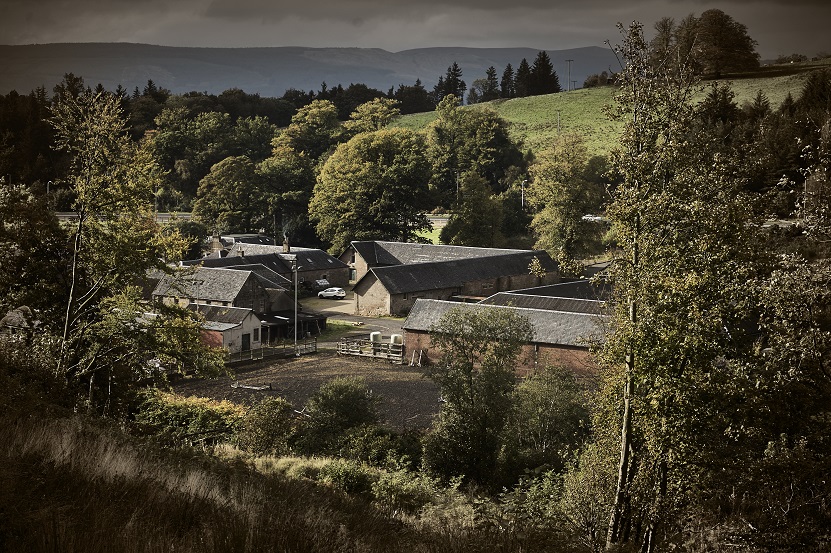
[1,9,831,553]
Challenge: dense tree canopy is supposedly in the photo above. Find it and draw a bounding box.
[309,127,432,253]
[439,172,505,248]
[426,96,525,208]
[527,133,606,273]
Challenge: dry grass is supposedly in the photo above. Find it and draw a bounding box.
[0,414,578,553]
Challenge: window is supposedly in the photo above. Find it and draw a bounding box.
[254,328,260,342]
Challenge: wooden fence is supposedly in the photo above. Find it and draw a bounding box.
[336,337,404,364]
[227,338,317,364]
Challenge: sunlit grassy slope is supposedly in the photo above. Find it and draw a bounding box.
[396,60,828,158]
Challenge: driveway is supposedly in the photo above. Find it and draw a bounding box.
[301,290,405,346]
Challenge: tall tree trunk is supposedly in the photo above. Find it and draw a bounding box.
[58,210,85,376]
[607,213,640,551]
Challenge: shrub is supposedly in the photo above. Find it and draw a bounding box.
[235,397,296,456]
[372,469,442,514]
[294,377,380,455]
[133,389,245,447]
[318,459,378,496]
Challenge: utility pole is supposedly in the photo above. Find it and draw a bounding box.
[565,59,573,91]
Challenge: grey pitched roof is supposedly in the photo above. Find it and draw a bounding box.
[510,279,611,301]
[363,250,557,295]
[182,252,293,276]
[350,241,534,267]
[153,267,256,303]
[187,303,252,324]
[480,292,606,315]
[221,234,275,245]
[226,244,349,272]
[403,299,606,347]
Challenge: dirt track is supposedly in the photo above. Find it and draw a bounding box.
[173,351,440,430]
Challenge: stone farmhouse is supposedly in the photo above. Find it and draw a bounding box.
[152,266,326,352]
[340,241,560,317]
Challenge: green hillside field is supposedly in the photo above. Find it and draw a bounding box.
[396,58,830,158]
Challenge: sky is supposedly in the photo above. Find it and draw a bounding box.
[0,0,828,60]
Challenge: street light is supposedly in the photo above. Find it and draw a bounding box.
[521,179,527,209]
[284,254,300,356]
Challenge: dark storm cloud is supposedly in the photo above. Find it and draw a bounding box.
[0,0,828,58]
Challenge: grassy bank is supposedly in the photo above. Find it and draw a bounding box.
[0,415,576,553]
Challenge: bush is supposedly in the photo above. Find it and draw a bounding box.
[235,397,296,456]
[372,469,442,514]
[133,389,245,447]
[318,459,378,496]
[295,377,380,455]
[338,425,423,469]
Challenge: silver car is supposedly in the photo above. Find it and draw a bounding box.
[318,287,346,299]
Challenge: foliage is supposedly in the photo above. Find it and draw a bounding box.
[502,366,590,476]
[426,95,525,208]
[309,127,432,253]
[192,155,267,233]
[343,97,401,135]
[133,389,246,447]
[49,90,225,414]
[423,306,533,486]
[527,133,607,272]
[597,21,765,551]
[694,9,760,77]
[319,458,378,496]
[439,172,505,247]
[235,397,296,456]
[295,377,380,455]
[529,51,561,95]
[0,334,69,417]
[372,469,443,514]
[0,182,68,321]
[272,99,343,161]
[258,143,318,245]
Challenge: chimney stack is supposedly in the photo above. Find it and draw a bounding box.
[283,235,290,253]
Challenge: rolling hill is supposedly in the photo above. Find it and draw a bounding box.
[0,43,619,98]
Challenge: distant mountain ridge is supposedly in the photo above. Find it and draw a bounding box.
[0,43,619,97]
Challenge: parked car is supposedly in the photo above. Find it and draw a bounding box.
[318,287,346,299]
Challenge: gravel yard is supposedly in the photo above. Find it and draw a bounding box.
[173,351,440,430]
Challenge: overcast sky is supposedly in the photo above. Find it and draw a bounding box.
[1,0,827,60]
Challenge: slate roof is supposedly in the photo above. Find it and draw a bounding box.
[153,267,257,303]
[182,252,293,276]
[350,241,533,267]
[225,244,349,273]
[361,250,558,295]
[510,279,611,301]
[480,292,606,315]
[403,299,607,347]
[187,303,252,325]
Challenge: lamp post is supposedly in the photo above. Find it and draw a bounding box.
[521,179,527,209]
[285,254,300,356]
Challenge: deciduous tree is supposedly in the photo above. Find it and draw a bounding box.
[423,306,533,485]
[309,128,432,253]
[50,90,224,413]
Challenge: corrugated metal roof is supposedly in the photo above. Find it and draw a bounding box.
[403,299,606,347]
[510,279,611,301]
[188,303,253,324]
